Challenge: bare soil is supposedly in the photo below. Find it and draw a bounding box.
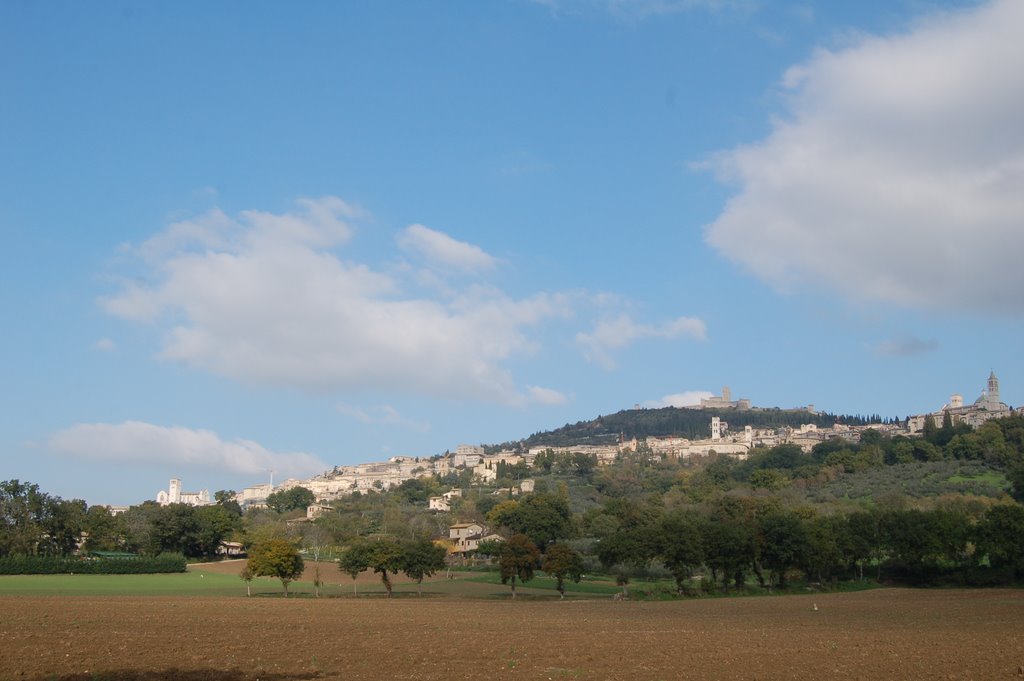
[1,588,1021,680]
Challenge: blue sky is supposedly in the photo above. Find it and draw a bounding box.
[2,0,1021,505]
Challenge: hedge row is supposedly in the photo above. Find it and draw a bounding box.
[0,553,187,575]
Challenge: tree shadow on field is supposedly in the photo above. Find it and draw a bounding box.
[28,670,320,681]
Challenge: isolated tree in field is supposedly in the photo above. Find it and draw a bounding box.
[542,543,583,598]
[338,539,373,596]
[247,538,304,598]
[301,524,332,597]
[240,563,254,597]
[401,538,448,596]
[367,537,404,598]
[499,533,540,599]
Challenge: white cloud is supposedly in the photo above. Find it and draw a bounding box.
[526,385,569,406]
[94,337,116,352]
[874,336,939,358]
[703,0,1024,316]
[336,403,431,432]
[49,421,327,478]
[642,390,715,408]
[576,315,707,369]
[398,224,498,273]
[101,197,571,404]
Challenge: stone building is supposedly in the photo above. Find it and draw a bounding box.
[908,371,1012,433]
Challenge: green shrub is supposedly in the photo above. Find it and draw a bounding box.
[0,553,187,575]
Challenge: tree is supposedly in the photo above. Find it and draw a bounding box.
[338,539,373,596]
[366,537,404,598]
[533,449,556,473]
[701,520,753,591]
[748,468,788,491]
[400,539,448,596]
[301,524,332,598]
[596,499,663,595]
[39,498,87,557]
[847,510,885,581]
[240,563,254,597]
[214,490,243,517]
[975,504,1024,577]
[801,514,849,585]
[0,480,85,557]
[758,511,806,589]
[488,494,574,550]
[542,543,583,598]
[1009,462,1024,502]
[266,487,316,514]
[193,504,240,557]
[247,538,305,597]
[82,505,126,553]
[499,534,540,599]
[658,511,705,593]
[476,537,504,558]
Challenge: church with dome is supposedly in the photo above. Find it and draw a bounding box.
[908,371,1012,434]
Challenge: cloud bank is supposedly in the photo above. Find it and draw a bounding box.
[577,315,707,369]
[101,197,568,404]
[704,0,1024,316]
[49,421,327,479]
[398,224,498,273]
[336,403,432,432]
[874,336,939,358]
[102,197,706,402]
[642,390,715,408]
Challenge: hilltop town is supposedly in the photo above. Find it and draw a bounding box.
[154,372,1019,510]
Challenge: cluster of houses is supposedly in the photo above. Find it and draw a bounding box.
[153,373,1018,512]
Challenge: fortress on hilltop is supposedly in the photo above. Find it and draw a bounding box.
[698,386,752,410]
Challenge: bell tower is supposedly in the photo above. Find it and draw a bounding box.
[988,371,999,403]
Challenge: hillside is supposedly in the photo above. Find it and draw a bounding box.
[488,406,884,451]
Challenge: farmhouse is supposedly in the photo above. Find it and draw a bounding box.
[449,522,485,553]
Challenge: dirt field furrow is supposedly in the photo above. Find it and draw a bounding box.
[1,588,1021,680]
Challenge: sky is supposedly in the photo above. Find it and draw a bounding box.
[2,0,1022,505]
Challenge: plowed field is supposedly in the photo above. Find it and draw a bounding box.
[1,588,1021,680]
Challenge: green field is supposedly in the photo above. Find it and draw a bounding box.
[0,571,255,597]
[0,566,884,601]
[0,569,615,599]
[464,571,624,594]
[946,469,1007,486]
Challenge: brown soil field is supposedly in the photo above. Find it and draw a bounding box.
[1,588,1021,681]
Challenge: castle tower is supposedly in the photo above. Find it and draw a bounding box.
[950,394,963,409]
[711,417,722,441]
[721,386,731,404]
[168,478,181,504]
[988,371,999,403]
